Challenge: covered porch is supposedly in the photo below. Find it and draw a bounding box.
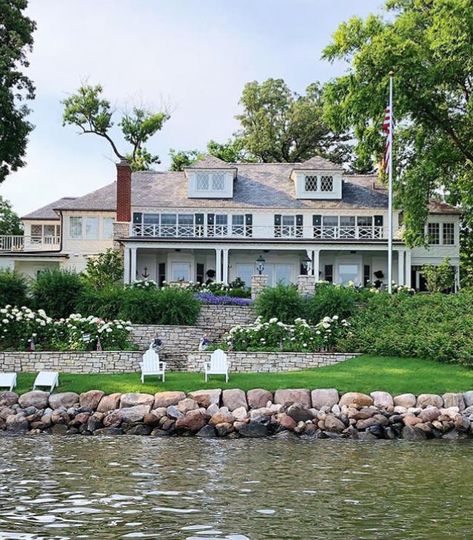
[123,239,411,288]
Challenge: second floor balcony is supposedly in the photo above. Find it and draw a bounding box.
[0,235,61,252]
[130,223,389,241]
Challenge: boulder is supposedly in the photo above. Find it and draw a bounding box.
[18,391,49,410]
[238,420,269,438]
[166,405,183,419]
[87,415,103,432]
[126,424,152,436]
[402,425,427,441]
[278,413,297,431]
[417,394,443,409]
[286,403,313,422]
[222,389,247,411]
[0,391,18,408]
[196,425,217,438]
[104,404,151,427]
[324,414,346,433]
[311,389,339,410]
[347,407,378,420]
[97,393,121,413]
[49,392,79,410]
[463,390,473,408]
[419,407,441,422]
[232,406,248,422]
[153,391,186,408]
[274,389,311,408]
[175,410,207,432]
[403,414,422,426]
[370,391,394,409]
[177,398,198,414]
[94,427,124,436]
[215,422,234,437]
[247,389,272,409]
[6,414,29,433]
[209,410,234,426]
[339,392,373,408]
[393,393,416,408]
[120,393,154,409]
[79,390,105,410]
[51,424,68,435]
[442,393,465,411]
[188,389,221,408]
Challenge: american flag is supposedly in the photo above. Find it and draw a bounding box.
[382,105,392,171]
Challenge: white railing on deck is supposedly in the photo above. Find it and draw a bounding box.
[131,224,387,240]
[0,235,60,252]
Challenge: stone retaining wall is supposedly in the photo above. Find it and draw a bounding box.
[196,305,255,329]
[188,351,360,373]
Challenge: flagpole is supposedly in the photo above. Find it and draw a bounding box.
[387,71,394,294]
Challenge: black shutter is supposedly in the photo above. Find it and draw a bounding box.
[313,215,321,226]
[296,214,303,226]
[374,215,384,226]
[133,212,143,224]
[245,214,253,238]
[207,214,215,225]
[158,263,166,286]
[274,214,281,225]
[296,214,303,238]
[195,213,204,225]
[274,214,282,238]
[245,214,253,225]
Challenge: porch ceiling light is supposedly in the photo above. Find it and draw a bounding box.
[256,255,266,275]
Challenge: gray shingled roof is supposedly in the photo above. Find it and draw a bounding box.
[50,162,460,214]
[293,155,344,171]
[186,154,237,169]
[22,197,77,220]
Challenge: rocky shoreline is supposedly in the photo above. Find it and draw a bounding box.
[2,388,473,440]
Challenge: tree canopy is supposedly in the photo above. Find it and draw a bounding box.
[62,84,169,171]
[0,196,22,235]
[0,0,36,182]
[322,0,473,245]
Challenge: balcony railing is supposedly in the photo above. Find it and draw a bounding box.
[131,224,387,241]
[0,235,61,252]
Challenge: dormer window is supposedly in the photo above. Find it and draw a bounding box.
[196,173,209,190]
[211,172,225,190]
[320,175,333,192]
[304,175,318,191]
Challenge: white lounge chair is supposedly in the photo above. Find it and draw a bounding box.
[0,373,17,392]
[204,349,229,383]
[33,371,59,392]
[140,346,166,383]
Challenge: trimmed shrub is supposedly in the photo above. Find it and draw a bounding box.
[255,284,306,323]
[0,270,30,307]
[76,286,123,319]
[306,283,358,323]
[32,269,84,319]
[119,286,201,325]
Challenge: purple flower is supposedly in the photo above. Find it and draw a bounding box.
[195,292,252,306]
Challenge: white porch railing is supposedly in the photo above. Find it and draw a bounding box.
[131,224,387,240]
[0,235,61,252]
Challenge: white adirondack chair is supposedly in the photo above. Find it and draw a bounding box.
[204,349,229,383]
[0,372,17,391]
[33,371,59,392]
[140,346,166,383]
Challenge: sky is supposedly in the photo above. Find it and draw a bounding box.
[4,0,382,216]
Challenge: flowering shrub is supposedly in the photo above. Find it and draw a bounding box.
[195,292,252,306]
[223,315,349,352]
[126,279,158,290]
[0,306,134,351]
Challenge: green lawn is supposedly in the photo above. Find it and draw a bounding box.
[12,355,473,395]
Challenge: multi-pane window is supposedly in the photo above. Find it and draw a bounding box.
[143,213,160,225]
[232,214,245,236]
[357,216,373,227]
[443,223,455,245]
[339,216,356,238]
[215,214,228,235]
[85,217,99,240]
[320,175,334,192]
[282,215,295,237]
[304,175,318,191]
[70,217,82,239]
[427,223,440,244]
[211,173,225,191]
[196,173,209,190]
[31,224,43,244]
[161,214,177,236]
[103,218,114,239]
[178,214,194,236]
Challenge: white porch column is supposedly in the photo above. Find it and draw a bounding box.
[123,247,130,284]
[222,249,229,284]
[215,249,222,282]
[397,249,405,286]
[405,250,412,288]
[130,247,137,283]
[313,249,320,280]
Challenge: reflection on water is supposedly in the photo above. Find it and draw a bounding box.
[0,436,472,539]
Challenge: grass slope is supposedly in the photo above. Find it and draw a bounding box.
[13,355,473,395]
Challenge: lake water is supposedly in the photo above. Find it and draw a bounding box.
[0,436,472,539]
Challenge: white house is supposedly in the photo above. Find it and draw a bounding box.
[0,155,461,290]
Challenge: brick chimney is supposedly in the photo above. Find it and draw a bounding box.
[116,159,132,222]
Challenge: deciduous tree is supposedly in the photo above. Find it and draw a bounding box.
[0,196,22,235]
